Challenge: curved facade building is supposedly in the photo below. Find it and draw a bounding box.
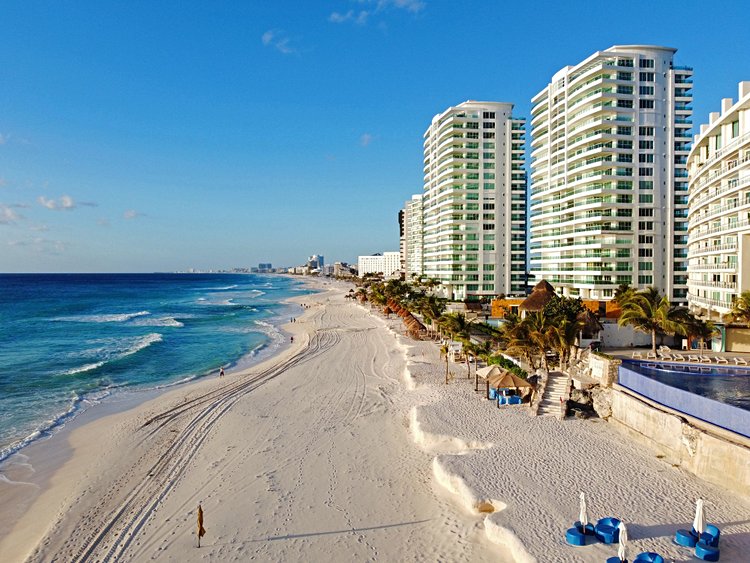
[687,81,750,320]
[529,45,692,302]
[422,101,526,300]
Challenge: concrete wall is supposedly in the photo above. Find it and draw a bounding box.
[601,321,653,348]
[726,327,750,352]
[589,354,620,386]
[610,390,750,497]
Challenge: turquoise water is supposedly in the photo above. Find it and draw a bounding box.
[0,273,311,461]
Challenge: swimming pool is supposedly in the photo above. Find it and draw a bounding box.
[623,360,750,412]
[618,360,750,438]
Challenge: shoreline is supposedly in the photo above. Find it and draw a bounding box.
[0,276,326,561]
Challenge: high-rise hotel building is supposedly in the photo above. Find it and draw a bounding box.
[529,45,693,302]
[422,101,526,300]
[403,194,424,280]
[687,81,750,320]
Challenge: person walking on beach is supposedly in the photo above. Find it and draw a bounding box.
[197,504,206,547]
[219,367,225,378]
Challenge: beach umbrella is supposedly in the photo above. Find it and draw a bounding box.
[579,491,588,529]
[197,504,206,548]
[486,372,532,389]
[693,498,705,535]
[476,364,505,397]
[617,521,628,562]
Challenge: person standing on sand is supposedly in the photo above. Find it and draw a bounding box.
[219,367,224,377]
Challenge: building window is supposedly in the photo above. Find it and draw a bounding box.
[638,221,654,230]
[483,111,495,119]
[639,194,653,204]
[732,120,740,138]
[639,85,654,95]
[638,235,653,244]
[617,58,634,67]
[483,173,495,180]
[716,132,722,150]
[639,72,655,82]
[483,264,495,271]
[482,203,495,210]
[638,248,653,257]
[482,224,494,230]
[639,99,655,109]
[466,122,479,129]
[483,122,495,129]
[639,140,654,149]
[483,274,494,281]
[483,182,494,190]
[617,99,633,108]
[639,208,653,217]
[483,153,494,160]
[617,71,632,81]
[483,142,495,149]
[638,275,653,284]
[617,140,633,149]
[482,214,495,220]
[482,284,494,291]
[639,58,655,68]
[639,167,653,176]
[483,132,495,139]
[639,154,654,163]
[639,126,654,136]
[483,244,495,251]
[483,162,495,169]
[617,126,632,135]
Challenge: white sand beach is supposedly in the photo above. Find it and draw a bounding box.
[1,279,749,562]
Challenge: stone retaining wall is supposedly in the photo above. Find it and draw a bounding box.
[610,389,750,497]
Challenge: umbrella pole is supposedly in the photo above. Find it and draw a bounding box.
[486,380,489,400]
[475,370,478,393]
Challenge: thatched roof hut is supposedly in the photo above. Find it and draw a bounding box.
[519,280,556,312]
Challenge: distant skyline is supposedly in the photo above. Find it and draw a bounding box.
[2,1,749,272]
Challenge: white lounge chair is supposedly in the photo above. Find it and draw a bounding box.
[646,351,658,360]
[673,353,686,362]
[699,356,712,364]
[713,356,728,364]
[660,353,674,361]
[688,355,701,363]
[632,351,643,359]
[733,357,748,365]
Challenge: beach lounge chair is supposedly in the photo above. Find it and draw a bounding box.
[594,517,621,544]
[659,352,674,361]
[695,540,720,561]
[713,356,728,364]
[646,351,658,360]
[673,353,686,361]
[633,553,665,563]
[699,356,712,364]
[734,357,748,365]
[688,355,701,363]
[632,351,643,359]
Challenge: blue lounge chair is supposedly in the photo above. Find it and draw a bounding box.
[633,553,665,563]
[565,527,586,546]
[594,517,621,544]
[508,395,522,405]
[488,388,498,400]
[675,528,698,547]
[695,540,720,561]
[574,520,594,535]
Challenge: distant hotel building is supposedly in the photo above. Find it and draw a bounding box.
[687,81,750,320]
[529,45,693,302]
[403,194,424,280]
[422,100,526,300]
[358,252,401,277]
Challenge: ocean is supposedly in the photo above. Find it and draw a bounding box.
[0,273,311,462]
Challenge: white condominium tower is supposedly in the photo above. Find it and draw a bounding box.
[687,81,750,320]
[529,45,693,302]
[403,194,424,280]
[422,101,526,301]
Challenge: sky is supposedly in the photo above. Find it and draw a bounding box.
[1,0,750,272]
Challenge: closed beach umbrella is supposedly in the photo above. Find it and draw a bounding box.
[579,491,588,529]
[197,504,206,547]
[617,521,628,562]
[693,498,705,535]
[476,364,505,396]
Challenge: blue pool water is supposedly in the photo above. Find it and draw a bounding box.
[623,360,750,412]
[0,273,313,461]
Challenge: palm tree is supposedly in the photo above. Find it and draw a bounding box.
[613,283,635,307]
[439,342,450,384]
[682,314,720,352]
[729,290,750,326]
[618,287,686,353]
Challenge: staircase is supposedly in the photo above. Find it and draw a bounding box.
[537,371,569,417]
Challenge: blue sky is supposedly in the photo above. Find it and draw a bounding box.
[1,0,749,272]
